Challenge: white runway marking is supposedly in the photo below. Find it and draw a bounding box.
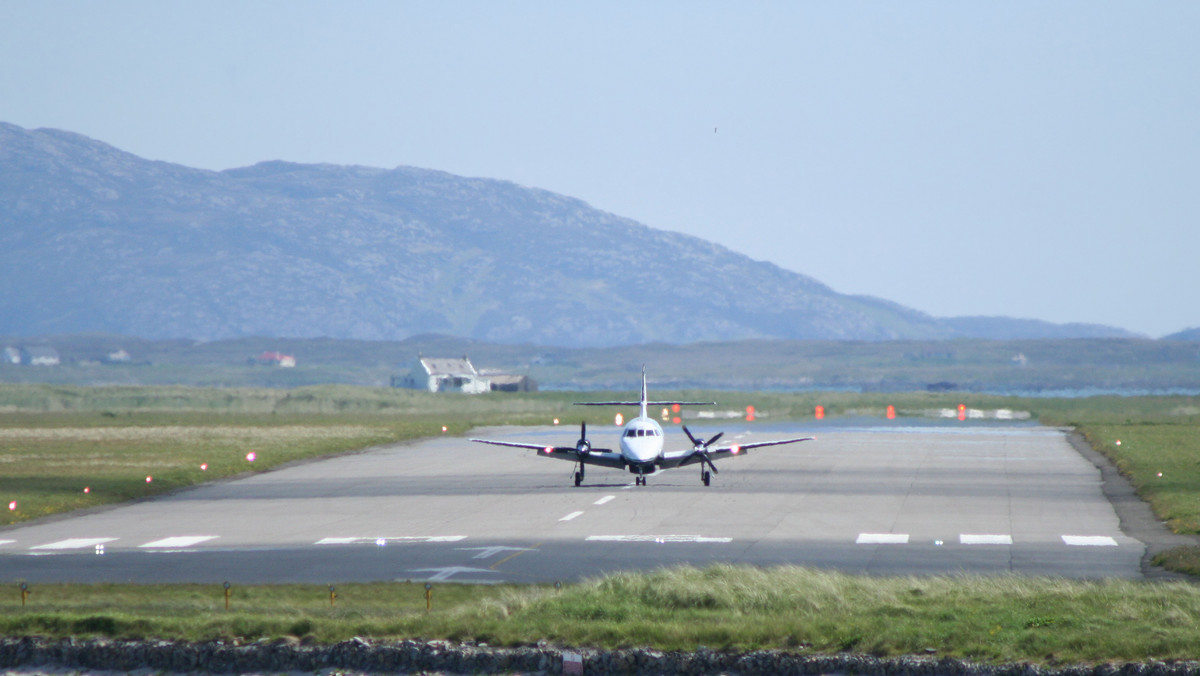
[31,538,117,551]
[1062,535,1119,547]
[594,495,616,505]
[856,533,910,545]
[408,566,499,582]
[315,536,467,545]
[0,540,14,548]
[560,511,584,521]
[457,546,536,560]
[587,535,733,543]
[960,534,1014,545]
[140,536,218,549]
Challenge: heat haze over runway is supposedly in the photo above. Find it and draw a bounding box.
[0,421,1143,584]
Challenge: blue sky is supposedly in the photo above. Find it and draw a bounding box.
[3,2,1197,336]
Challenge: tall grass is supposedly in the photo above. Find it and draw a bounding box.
[6,567,1200,663]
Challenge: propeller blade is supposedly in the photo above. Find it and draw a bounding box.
[699,450,719,474]
[707,432,724,447]
[580,421,587,443]
[683,425,700,446]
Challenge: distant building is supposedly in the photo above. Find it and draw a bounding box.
[254,351,297,368]
[392,355,491,394]
[21,346,61,366]
[106,349,132,363]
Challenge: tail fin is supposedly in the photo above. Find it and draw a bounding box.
[640,365,649,420]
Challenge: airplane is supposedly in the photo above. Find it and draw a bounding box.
[470,367,814,486]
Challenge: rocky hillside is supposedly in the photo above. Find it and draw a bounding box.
[0,123,1135,346]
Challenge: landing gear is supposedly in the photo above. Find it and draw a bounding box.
[702,469,711,486]
[574,465,585,487]
[635,475,646,486]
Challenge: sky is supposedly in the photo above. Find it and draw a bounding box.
[2,2,1198,337]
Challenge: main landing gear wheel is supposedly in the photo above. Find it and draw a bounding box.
[702,469,711,486]
[574,470,584,487]
[635,476,646,486]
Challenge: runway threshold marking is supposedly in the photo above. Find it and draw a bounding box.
[140,536,218,549]
[315,536,467,545]
[960,534,1014,545]
[856,533,910,545]
[587,535,733,543]
[1062,535,1119,547]
[30,538,118,551]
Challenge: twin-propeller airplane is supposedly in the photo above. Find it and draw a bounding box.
[470,368,814,486]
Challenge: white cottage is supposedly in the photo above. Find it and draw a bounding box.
[393,355,491,394]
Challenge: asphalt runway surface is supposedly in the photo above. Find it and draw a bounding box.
[0,419,1146,584]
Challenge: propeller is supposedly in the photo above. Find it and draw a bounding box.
[682,425,722,474]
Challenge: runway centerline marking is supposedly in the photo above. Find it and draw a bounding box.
[140,536,218,549]
[594,495,616,505]
[960,534,1013,545]
[560,511,584,522]
[1062,535,1118,547]
[0,540,14,548]
[31,538,118,551]
[856,533,910,545]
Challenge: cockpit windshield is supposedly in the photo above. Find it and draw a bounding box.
[624,428,660,438]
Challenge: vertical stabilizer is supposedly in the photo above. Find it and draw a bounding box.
[640,365,649,420]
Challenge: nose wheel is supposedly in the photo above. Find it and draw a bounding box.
[701,469,711,486]
[574,465,585,487]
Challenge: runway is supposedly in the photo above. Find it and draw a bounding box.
[0,419,1145,584]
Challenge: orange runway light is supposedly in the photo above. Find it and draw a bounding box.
[746,405,756,422]
[958,404,967,421]
[886,405,895,420]
[815,405,825,420]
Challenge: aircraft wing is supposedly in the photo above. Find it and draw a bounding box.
[469,438,627,469]
[659,436,815,469]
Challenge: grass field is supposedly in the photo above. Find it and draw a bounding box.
[2,384,1200,663]
[5,567,1200,663]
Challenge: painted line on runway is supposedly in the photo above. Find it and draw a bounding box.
[140,536,218,549]
[594,495,616,505]
[489,542,542,570]
[408,566,500,582]
[315,536,467,545]
[0,540,14,548]
[960,534,1013,545]
[30,538,118,551]
[587,535,733,543]
[560,511,584,521]
[1062,535,1118,547]
[856,533,910,545]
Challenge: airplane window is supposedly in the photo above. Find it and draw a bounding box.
[625,429,636,437]
[636,429,645,437]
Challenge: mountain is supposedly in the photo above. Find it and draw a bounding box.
[941,316,1142,340]
[1163,328,1200,342]
[0,122,1133,346]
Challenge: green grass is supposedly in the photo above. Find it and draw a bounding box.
[6,566,1200,664]
[4,384,1200,662]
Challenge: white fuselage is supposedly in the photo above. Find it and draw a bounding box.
[619,415,664,466]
